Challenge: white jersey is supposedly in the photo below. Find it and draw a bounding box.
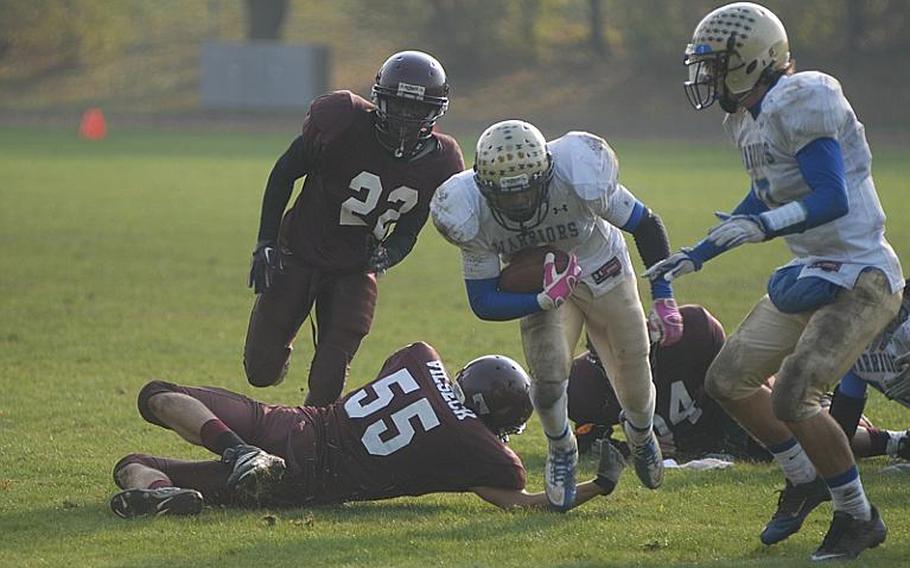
[852,289,910,398]
[431,132,637,296]
[723,71,903,293]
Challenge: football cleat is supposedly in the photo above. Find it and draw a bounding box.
[545,437,578,512]
[622,416,664,489]
[811,506,887,562]
[892,429,910,460]
[761,477,831,545]
[110,487,204,519]
[223,444,286,503]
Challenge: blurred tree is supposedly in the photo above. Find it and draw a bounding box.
[588,0,608,56]
[0,0,131,71]
[245,0,289,40]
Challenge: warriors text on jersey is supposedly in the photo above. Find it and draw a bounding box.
[851,286,910,402]
[722,71,902,293]
[431,132,640,296]
[283,342,525,504]
[281,91,464,272]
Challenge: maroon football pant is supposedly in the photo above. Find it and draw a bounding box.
[119,381,311,504]
[243,257,377,405]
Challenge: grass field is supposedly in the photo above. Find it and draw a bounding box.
[1,127,908,567]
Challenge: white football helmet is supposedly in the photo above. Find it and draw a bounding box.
[684,2,790,112]
[474,119,553,231]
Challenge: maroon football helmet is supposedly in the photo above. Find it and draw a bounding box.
[371,50,449,159]
[454,355,534,440]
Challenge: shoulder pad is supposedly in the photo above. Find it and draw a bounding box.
[430,171,481,245]
[549,131,619,201]
[431,132,467,171]
[762,72,850,152]
[304,90,373,142]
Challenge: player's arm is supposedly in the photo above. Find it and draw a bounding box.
[462,247,579,321]
[369,145,467,274]
[642,186,769,283]
[612,194,685,346]
[472,480,608,511]
[248,135,314,293]
[472,440,624,511]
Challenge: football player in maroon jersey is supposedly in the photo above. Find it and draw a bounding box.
[569,304,910,462]
[244,51,465,406]
[109,343,625,518]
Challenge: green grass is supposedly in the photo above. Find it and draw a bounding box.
[1,128,908,567]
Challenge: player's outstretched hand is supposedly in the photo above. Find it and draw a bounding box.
[249,240,283,294]
[537,252,581,310]
[642,250,701,283]
[594,440,626,496]
[648,298,684,347]
[707,211,767,249]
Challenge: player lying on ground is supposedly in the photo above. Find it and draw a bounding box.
[431,119,682,512]
[109,342,625,518]
[828,281,910,458]
[646,2,904,561]
[568,304,910,462]
[244,50,464,405]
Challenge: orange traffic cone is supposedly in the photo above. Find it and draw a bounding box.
[79,108,107,140]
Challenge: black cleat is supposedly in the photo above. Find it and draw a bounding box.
[223,444,286,503]
[110,487,204,519]
[811,506,887,562]
[761,477,831,545]
[894,430,910,460]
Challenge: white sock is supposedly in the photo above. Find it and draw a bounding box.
[827,466,872,521]
[769,438,817,485]
[534,389,573,449]
[622,413,654,445]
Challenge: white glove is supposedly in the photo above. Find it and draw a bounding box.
[642,250,701,283]
[707,212,767,249]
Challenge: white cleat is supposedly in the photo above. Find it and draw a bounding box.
[545,435,578,512]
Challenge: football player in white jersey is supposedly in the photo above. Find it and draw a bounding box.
[829,281,910,458]
[645,2,904,561]
[431,120,683,511]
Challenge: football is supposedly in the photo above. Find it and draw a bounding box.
[498,245,570,293]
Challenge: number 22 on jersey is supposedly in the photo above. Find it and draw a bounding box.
[343,368,441,456]
[339,171,419,240]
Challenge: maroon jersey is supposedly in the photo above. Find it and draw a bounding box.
[568,305,728,458]
[280,91,464,271]
[285,342,525,505]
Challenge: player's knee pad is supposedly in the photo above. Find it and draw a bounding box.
[244,349,291,388]
[773,354,832,422]
[704,357,739,403]
[137,380,178,427]
[531,380,567,409]
[112,453,154,488]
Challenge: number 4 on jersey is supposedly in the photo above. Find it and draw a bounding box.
[340,171,419,240]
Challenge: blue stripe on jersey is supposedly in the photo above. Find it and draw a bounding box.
[465,277,542,321]
[620,200,646,232]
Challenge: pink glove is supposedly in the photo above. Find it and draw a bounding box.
[537,253,581,310]
[648,298,684,347]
